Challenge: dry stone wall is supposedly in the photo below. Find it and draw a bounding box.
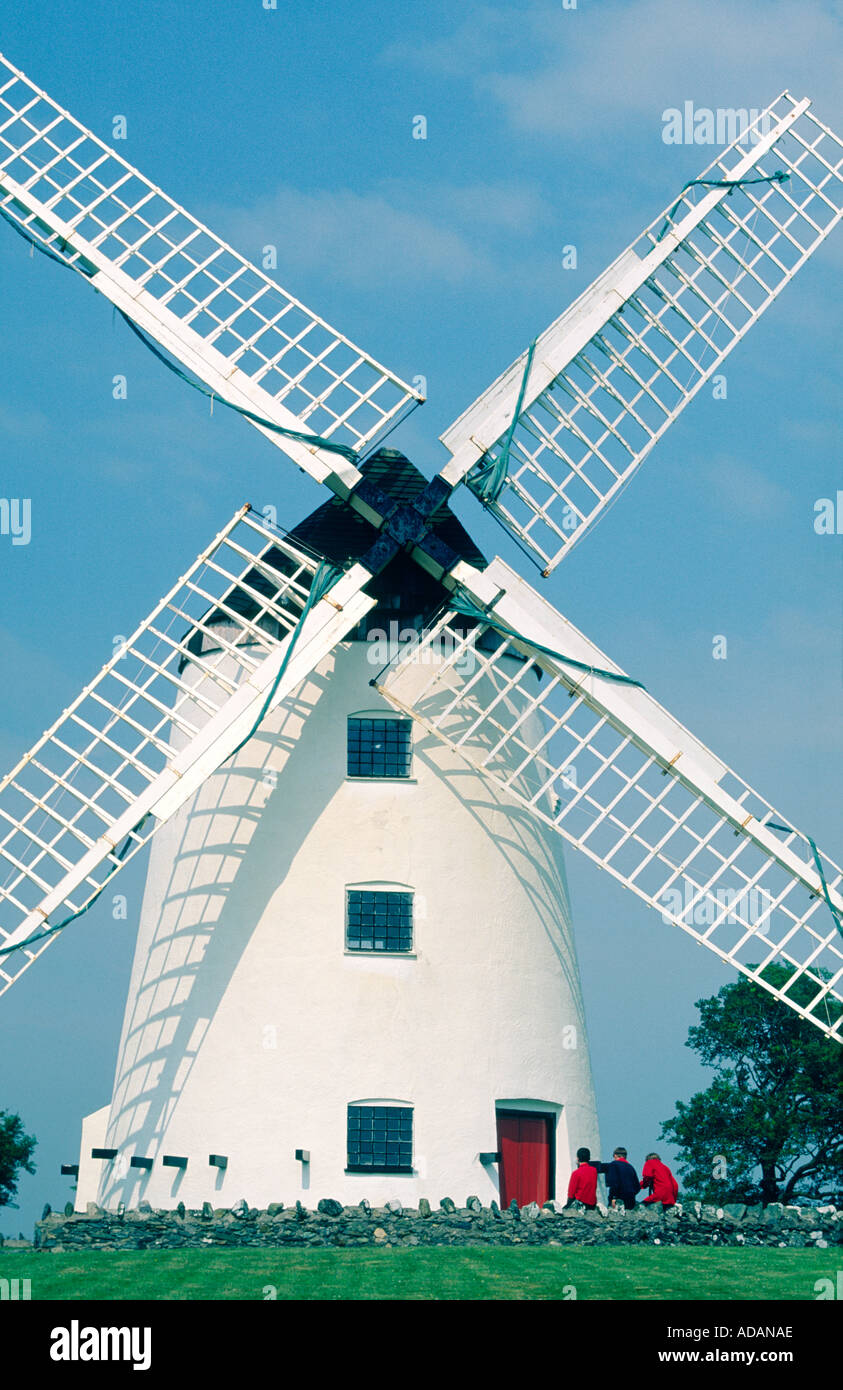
[25,1198,842,1252]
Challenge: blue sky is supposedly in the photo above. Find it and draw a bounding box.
[0,0,841,1235]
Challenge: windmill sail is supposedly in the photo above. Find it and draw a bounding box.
[376,557,843,1040]
[441,93,843,575]
[0,508,375,996]
[0,51,422,496]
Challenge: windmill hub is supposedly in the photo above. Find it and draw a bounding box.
[352,467,462,580]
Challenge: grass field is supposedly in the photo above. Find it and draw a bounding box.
[1,1247,836,1300]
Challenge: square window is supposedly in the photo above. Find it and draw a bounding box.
[347,1105,413,1172]
[346,890,413,954]
[347,716,412,778]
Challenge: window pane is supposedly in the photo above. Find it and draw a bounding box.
[347,1105,413,1171]
[346,890,414,954]
[347,717,412,778]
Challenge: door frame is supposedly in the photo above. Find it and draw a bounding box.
[495,1105,558,1203]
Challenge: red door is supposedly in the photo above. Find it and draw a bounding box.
[496,1111,553,1208]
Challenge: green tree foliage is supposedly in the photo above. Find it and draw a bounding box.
[660,965,842,1205]
[0,1109,37,1209]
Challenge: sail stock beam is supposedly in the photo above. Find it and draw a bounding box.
[376,557,843,1040]
[0,508,375,995]
[440,94,843,575]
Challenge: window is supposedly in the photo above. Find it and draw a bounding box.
[347,1105,413,1173]
[346,889,413,953]
[347,715,412,778]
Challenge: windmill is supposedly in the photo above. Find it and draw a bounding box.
[1,53,841,1215]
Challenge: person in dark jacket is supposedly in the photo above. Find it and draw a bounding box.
[565,1146,598,1209]
[594,1146,640,1210]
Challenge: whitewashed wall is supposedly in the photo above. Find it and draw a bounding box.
[79,636,599,1210]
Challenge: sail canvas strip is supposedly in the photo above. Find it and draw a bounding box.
[376,558,843,1039]
[0,508,375,995]
[0,51,422,494]
[441,94,843,574]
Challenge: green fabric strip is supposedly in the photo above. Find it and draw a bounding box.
[116,312,361,464]
[0,199,96,276]
[656,170,790,242]
[471,338,538,505]
[0,560,341,959]
[450,591,646,689]
[225,558,342,762]
[0,201,361,465]
[0,814,150,960]
[767,821,843,942]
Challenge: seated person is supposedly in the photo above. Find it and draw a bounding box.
[641,1152,679,1208]
[565,1146,598,1210]
[594,1146,640,1210]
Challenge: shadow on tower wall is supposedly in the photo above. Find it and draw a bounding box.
[100,652,353,1204]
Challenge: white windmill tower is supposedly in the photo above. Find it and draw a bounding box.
[1,55,842,1216]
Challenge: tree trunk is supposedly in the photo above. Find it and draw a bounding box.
[781,1173,803,1204]
[760,1154,780,1206]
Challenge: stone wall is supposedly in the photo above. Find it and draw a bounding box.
[27,1198,841,1252]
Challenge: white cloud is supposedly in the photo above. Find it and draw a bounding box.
[767,603,840,659]
[0,627,73,730]
[207,184,498,291]
[384,0,842,142]
[779,412,840,451]
[0,402,51,437]
[703,454,794,522]
[200,178,570,306]
[380,3,518,79]
[429,182,549,234]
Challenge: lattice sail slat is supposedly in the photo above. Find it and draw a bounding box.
[0,510,375,996]
[0,51,422,493]
[441,92,843,574]
[376,559,843,1040]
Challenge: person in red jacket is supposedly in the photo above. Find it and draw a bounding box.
[565,1147,598,1209]
[641,1152,679,1207]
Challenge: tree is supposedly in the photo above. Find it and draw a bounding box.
[660,965,842,1206]
[0,1109,37,1209]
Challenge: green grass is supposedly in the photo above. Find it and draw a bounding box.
[1,1247,837,1300]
